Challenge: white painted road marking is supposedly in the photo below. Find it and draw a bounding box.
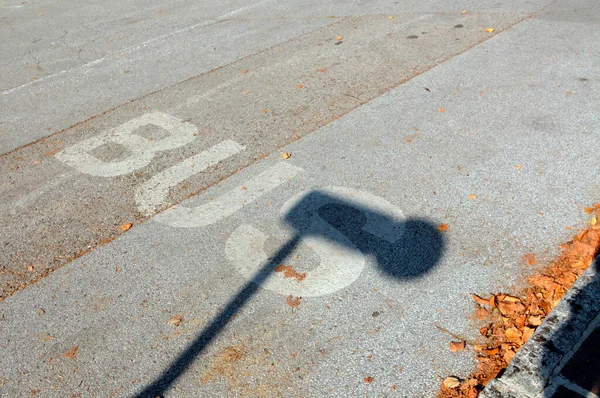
[153,162,303,228]
[136,140,245,215]
[227,187,406,297]
[56,112,198,177]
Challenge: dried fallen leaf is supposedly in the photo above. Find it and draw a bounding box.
[282,152,292,159]
[316,67,328,73]
[522,326,535,342]
[469,194,477,200]
[439,107,446,113]
[449,341,466,352]
[528,315,543,326]
[64,346,79,359]
[505,327,523,343]
[461,10,467,14]
[242,91,249,95]
[38,308,45,316]
[472,293,490,305]
[364,377,374,384]
[388,15,394,19]
[584,207,595,214]
[515,164,522,170]
[485,347,499,356]
[286,295,301,308]
[475,307,489,320]
[115,266,123,273]
[591,216,597,226]
[443,377,461,389]
[336,35,343,41]
[437,223,450,232]
[501,295,521,303]
[168,314,184,327]
[241,69,249,74]
[484,28,495,33]
[566,91,573,95]
[262,109,269,114]
[297,83,304,89]
[503,349,516,363]
[120,223,133,232]
[274,265,306,282]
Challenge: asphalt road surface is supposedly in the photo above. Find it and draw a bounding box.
[1,0,599,396]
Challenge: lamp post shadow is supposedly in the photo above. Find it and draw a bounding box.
[135,190,446,397]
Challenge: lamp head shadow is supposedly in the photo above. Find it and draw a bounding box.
[281,190,445,280]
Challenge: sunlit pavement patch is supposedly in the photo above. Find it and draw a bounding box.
[0,13,524,300]
[1,3,600,397]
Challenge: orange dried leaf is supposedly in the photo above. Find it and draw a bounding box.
[505,327,523,343]
[449,341,466,352]
[503,349,516,363]
[523,326,535,343]
[439,108,446,113]
[443,377,460,389]
[274,265,306,282]
[64,346,79,359]
[475,307,489,320]
[437,223,450,232]
[286,295,301,308]
[484,28,495,33]
[168,314,184,327]
[472,294,490,305]
[297,83,304,89]
[282,152,292,159]
[485,347,499,356]
[120,223,133,232]
[364,377,374,384]
[501,295,521,303]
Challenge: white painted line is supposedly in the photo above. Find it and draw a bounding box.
[136,140,245,215]
[153,162,303,228]
[217,0,274,19]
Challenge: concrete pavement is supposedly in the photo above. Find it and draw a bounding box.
[1,0,599,396]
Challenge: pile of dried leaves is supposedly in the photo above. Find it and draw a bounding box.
[439,205,600,398]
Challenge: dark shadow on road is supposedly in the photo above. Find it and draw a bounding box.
[134,190,445,397]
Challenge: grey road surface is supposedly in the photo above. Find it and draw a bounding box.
[1,0,599,397]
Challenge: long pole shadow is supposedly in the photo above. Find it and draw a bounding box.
[134,236,300,398]
[135,190,445,397]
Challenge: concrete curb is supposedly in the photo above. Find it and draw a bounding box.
[481,258,600,398]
